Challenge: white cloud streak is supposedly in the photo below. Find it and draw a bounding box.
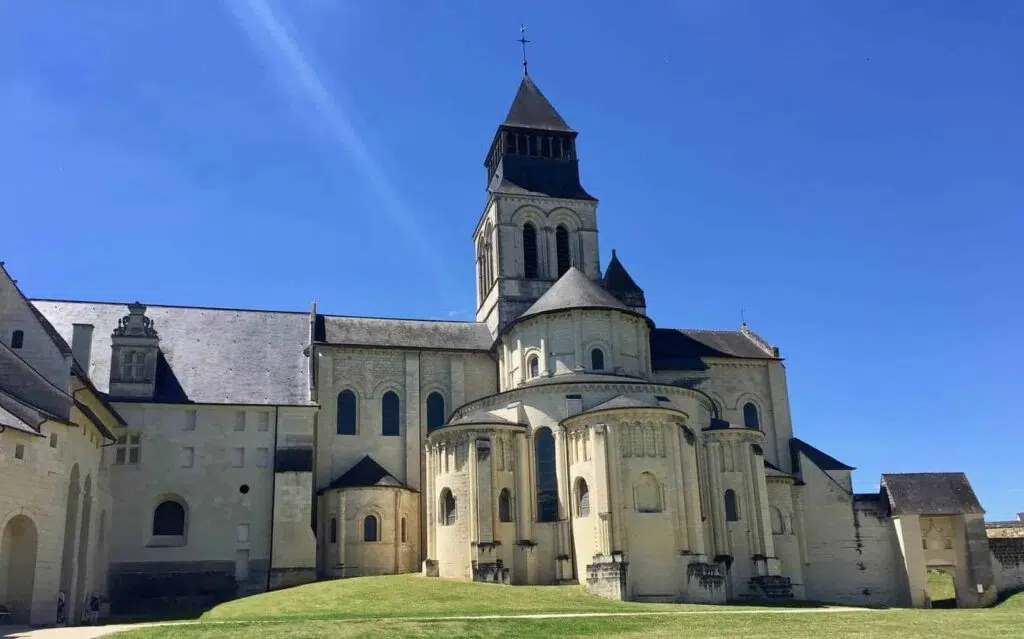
[222,0,453,302]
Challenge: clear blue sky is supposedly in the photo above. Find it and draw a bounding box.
[1,2,1021,518]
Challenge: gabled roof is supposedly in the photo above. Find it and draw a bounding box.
[32,300,313,406]
[651,328,778,367]
[324,456,410,492]
[602,250,646,309]
[881,472,985,516]
[791,437,855,473]
[315,315,492,352]
[518,267,637,324]
[503,75,574,132]
[0,263,72,356]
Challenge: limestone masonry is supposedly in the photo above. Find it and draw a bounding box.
[1,73,1020,626]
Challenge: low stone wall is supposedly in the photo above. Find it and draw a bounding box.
[585,555,627,601]
[108,560,239,614]
[990,537,1024,593]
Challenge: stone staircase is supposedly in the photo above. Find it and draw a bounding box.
[748,575,794,600]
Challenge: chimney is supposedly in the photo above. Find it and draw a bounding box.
[71,323,94,372]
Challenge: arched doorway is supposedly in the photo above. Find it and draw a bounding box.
[74,476,93,617]
[1,515,39,623]
[926,568,956,608]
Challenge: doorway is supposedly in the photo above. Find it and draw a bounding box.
[1,515,39,623]
[926,568,956,608]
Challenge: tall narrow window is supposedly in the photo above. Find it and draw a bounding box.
[441,489,457,526]
[133,351,147,381]
[555,225,571,276]
[498,489,514,522]
[523,223,538,279]
[725,489,740,521]
[743,403,760,430]
[329,517,338,543]
[381,391,400,436]
[576,479,590,518]
[426,392,446,433]
[11,330,24,349]
[363,515,378,542]
[337,390,357,435]
[590,348,605,371]
[527,355,540,379]
[120,350,133,381]
[535,427,558,522]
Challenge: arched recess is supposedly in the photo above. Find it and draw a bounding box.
[440,488,457,526]
[770,506,785,534]
[152,496,187,546]
[426,392,446,433]
[1,514,38,623]
[724,489,740,521]
[575,478,590,518]
[534,428,558,522]
[635,472,663,513]
[74,475,93,609]
[498,488,514,522]
[59,464,80,598]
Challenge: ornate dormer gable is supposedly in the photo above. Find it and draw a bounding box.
[109,301,159,399]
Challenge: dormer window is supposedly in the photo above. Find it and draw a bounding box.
[118,350,149,382]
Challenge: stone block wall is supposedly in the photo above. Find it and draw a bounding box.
[990,537,1024,593]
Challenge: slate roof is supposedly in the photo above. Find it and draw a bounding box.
[316,315,492,352]
[518,267,640,324]
[881,473,985,516]
[791,438,856,473]
[503,75,574,132]
[602,250,646,309]
[324,456,411,492]
[588,395,660,412]
[0,345,73,423]
[451,409,521,426]
[32,300,312,405]
[0,389,50,434]
[651,328,777,368]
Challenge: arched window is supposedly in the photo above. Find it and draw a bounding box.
[152,500,185,537]
[337,390,357,435]
[535,427,558,522]
[400,517,407,543]
[440,488,457,526]
[743,402,760,430]
[426,392,445,433]
[576,478,590,518]
[329,517,338,543]
[770,506,785,534]
[555,225,571,276]
[635,472,663,513]
[523,223,538,279]
[590,348,605,371]
[363,515,378,542]
[498,488,514,522]
[11,330,24,349]
[724,489,740,521]
[527,355,540,379]
[381,391,400,436]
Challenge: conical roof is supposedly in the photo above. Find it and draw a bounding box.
[503,75,574,132]
[602,250,646,308]
[518,267,630,322]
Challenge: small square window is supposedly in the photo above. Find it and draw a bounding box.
[50,433,58,448]
[256,448,269,468]
[182,447,194,468]
[234,411,246,432]
[257,413,270,432]
[237,523,250,543]
[14,444,25,460]
[232,447,244,468]
[185,410,197,431]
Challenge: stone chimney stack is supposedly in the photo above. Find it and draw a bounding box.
[71,323,94,372]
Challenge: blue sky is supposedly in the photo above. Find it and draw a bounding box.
[1,2,1021,518]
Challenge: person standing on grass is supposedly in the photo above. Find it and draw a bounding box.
[88,593,100,625]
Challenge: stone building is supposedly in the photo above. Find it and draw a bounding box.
[2,72,1020,624]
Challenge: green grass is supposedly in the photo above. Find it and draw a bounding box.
[926,569,956,605]
[107,576,1024,639]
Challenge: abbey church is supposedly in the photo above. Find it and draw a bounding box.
[1,72,1018,626]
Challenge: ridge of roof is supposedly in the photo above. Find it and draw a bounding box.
[791,437,856,473]
[503,75,574,133]
[324,456,411,492]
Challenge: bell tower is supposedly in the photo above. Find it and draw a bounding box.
[474,71,601,335]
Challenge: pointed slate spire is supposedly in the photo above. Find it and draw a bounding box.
[602,250,646,311]
[503,75,575,132]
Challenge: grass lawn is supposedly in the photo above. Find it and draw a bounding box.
[110,575,1024,639]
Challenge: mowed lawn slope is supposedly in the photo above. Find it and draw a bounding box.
[111,577,1024,639]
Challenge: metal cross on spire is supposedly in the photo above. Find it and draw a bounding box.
[518,24,530,76]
